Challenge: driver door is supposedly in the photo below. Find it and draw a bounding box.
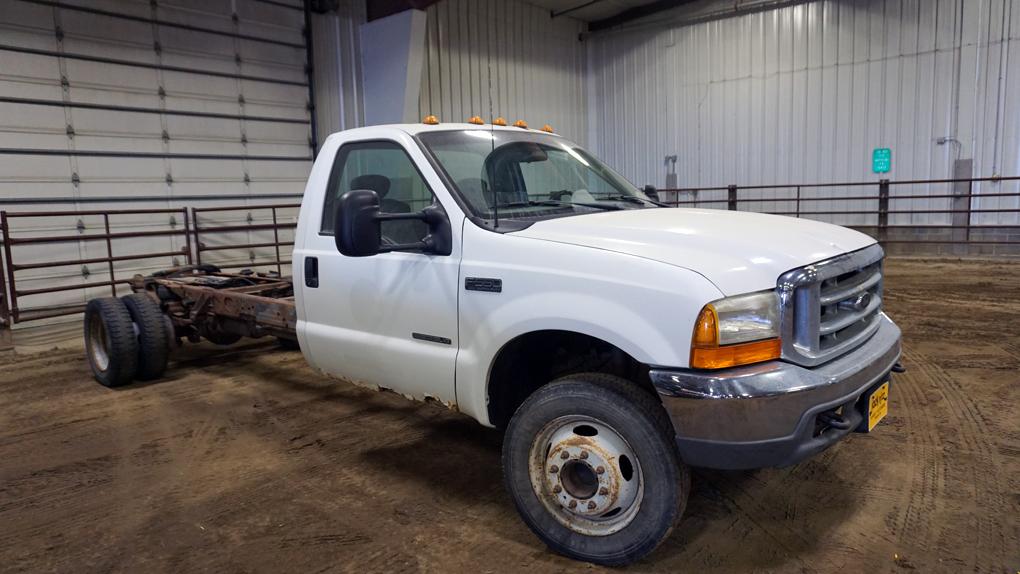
[299,140,461,404]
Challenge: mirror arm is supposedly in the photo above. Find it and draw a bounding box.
[375,212,427,222]
[379,240,430,253]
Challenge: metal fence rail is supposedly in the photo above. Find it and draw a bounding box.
[1,175,1019,346]
[191,204,300,276]
[658,175,1020,246]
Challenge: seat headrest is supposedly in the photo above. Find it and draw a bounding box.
[350,174,391,198]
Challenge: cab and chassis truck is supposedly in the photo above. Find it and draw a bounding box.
[83,122,902,566]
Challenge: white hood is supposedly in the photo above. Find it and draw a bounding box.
[515,208,876,295]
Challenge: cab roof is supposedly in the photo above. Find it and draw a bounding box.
[327,122,566,139]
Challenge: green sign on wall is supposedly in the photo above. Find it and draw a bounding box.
[872,148,891,174]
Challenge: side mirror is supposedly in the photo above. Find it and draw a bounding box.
[334,189,382,257]
[643,184,660,202]
[333,189,454,257]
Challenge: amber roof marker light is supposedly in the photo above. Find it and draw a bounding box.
[541,124,554,133]
[423,115,439,125]
[468,115,484,125]
[493,117,507,126]
[513,119,528,129]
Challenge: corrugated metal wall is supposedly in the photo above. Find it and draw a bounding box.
[587,0,1020,226]
[311,0,365,140]
[416,0,589,143]
[0,0,311,339]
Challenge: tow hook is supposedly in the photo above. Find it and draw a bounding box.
[891,362,906,374]
[817,410,853,430]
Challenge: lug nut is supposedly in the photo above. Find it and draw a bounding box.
[553,485,562,493]
[587,501,596,510]
[549,464,559,473]
[579,451,589,460]
[599,487,608,496]
[560,451,569,460]
[568,500,577,509]
[596,466,605,474]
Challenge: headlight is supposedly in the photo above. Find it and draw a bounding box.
[690,290,781,369]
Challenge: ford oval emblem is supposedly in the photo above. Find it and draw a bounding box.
[852,292,872,312]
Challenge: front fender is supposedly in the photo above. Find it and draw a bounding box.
[455,226,723,425]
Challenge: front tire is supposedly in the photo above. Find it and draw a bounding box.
[502,373,690,566]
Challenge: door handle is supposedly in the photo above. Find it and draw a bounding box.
[304,256,318,288]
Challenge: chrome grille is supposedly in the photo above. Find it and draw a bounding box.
[777,244,885,367]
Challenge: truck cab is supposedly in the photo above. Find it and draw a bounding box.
[287,121,902,565]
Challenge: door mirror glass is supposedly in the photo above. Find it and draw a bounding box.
[334,189,383,257]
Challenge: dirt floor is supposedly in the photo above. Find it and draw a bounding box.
[1,258,1018,573]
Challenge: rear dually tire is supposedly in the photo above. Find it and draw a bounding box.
[83,297,139,387]
[121,292,169,380]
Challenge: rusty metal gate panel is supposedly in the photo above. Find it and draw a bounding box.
[0,207,192,327]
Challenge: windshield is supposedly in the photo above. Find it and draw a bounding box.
[417,130,657,221]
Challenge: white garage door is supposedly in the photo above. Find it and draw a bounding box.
[0,0,313,339]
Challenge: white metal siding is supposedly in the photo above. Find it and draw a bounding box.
[0,0,310,331]
[587,0,1020,227]
[311,0,590,144]
[311,0,365,139]
[417,0,589,144]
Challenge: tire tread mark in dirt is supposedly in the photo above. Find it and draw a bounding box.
[906,349,1008,572]
[890,352,942,557]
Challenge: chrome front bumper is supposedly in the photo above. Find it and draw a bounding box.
[649,313,902,470]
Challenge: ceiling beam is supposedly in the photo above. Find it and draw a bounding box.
[366,0,441,22]
[550,0,606,19]
[587,0,696,32]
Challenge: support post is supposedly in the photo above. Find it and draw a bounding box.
[877,179,890,243]
[360,9,427,124]
[192,207,202,265]
[1,211,18,324]
[303,0,318,155]
[271,207,282,277]
[0,219,11,351]
[103,214,116,296]
[183,207,193,265]
[951,159,973,254]
[727,185,738,211]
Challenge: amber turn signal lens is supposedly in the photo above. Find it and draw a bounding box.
[468,115,484,125]
[513,119,528,129]
[493,117,507,126]
[692,305,718,347]
[690,339,781,370]
[423,115,439,125]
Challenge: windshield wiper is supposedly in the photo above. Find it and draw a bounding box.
[495,200,622,211]
[569,201,624,211]
[496,200,568,208]
[599,194,669,207]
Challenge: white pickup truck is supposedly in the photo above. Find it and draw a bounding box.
[83,121,902,566]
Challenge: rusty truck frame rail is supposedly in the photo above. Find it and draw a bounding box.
[132,267,296,344]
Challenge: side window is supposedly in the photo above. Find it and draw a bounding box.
[321,141,435,244]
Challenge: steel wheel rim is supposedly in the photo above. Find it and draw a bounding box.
[528,415,644,536]
[88,316,111,372]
